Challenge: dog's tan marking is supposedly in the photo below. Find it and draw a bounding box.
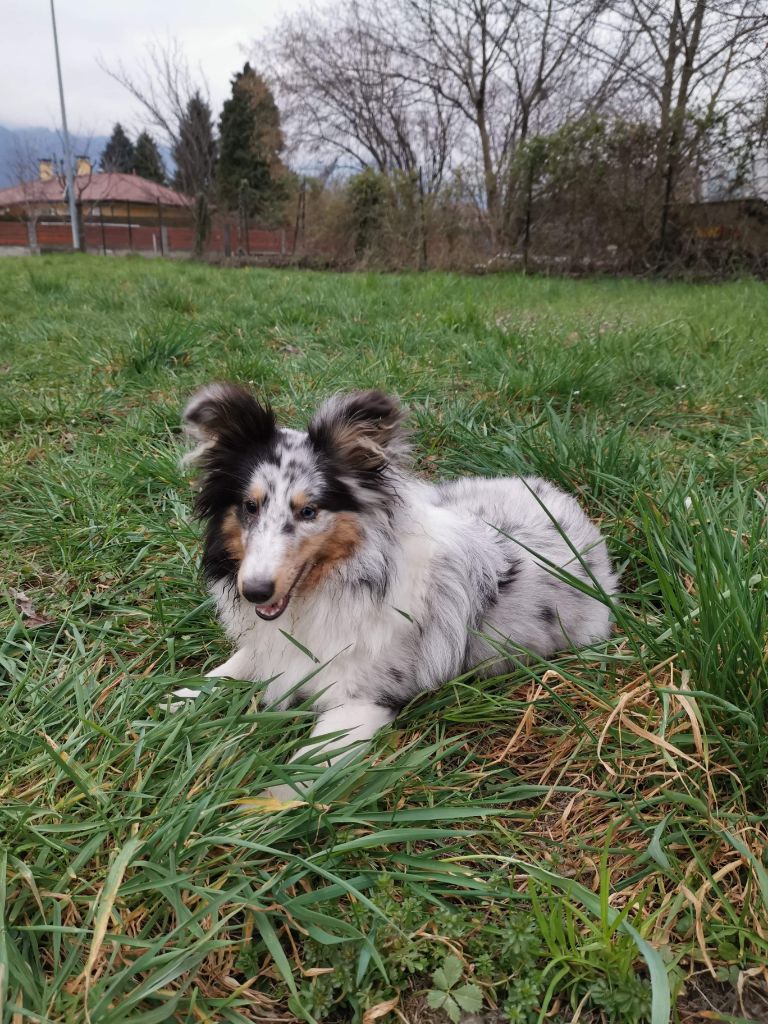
[247,484,266,505]
[261,513,362,598]
[221,506,245,562]
[290,490,309,512]
[301,514,362,589]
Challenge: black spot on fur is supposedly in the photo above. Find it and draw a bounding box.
[498,559,522,590]
[282,521,295,535]
[540,605,556,625]
[356,551,390,601]
[374,668,413,712]
[374,692,405,712]
[261,448,282,467]
[358,572,389,601]
[314,454,363,513]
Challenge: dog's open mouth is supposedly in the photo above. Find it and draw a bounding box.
[252,564,309,621]
[254,595,290,621]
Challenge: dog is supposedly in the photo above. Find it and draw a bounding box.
[175,384,616,800]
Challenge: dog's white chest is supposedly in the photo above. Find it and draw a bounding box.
[209,519,442,706]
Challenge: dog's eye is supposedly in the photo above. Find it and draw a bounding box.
[298,506,317,521]
[244,499,260,515]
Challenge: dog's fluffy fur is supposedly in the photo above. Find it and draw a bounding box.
[178,384,616,797]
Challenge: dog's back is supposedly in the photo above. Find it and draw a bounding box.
[433,475,616,668]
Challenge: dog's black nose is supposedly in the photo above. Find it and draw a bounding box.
[242,580,275,604]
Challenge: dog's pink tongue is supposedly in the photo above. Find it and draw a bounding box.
[257,595,288,618]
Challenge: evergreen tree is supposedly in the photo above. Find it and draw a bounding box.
[132,131,166,184]
[217,63,287,218]
[100,123,135,173]
[172,91,217,197]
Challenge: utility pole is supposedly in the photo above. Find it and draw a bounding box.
[49,0,80,251]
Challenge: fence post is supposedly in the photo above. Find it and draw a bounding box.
[99,208,107,254]
[157,199,165,256]
[127,200,133,251]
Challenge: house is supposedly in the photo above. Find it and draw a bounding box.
[0,157,190,223]
[0,154,191,223]
[0,156,292,257]
[0,157,194,253]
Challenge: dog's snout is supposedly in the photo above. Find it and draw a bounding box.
[242,579,276,604]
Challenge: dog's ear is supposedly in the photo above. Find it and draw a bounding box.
[308,390,409,474]
[182,383,276,465]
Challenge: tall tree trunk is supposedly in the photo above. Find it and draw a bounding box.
[657,0,707,263]
[478,114,500,247]
[194,192,210,258]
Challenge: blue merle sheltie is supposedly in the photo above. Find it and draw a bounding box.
[175,384,616,800]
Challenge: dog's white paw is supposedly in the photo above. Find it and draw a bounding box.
[261,782,305,804]
[165,687,203,713]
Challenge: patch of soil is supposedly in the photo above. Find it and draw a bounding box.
[677,973,768,1023]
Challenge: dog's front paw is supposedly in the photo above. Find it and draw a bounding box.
[165,686,203,713]
[260,782,307,805]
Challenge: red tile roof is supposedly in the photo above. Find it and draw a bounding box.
[0,172,190,208]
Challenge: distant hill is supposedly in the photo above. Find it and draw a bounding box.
[0,125,174,187]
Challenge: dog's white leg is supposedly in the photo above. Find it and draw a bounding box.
[265,700,396,803]
[168,649,252,708]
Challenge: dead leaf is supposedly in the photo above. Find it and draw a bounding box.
[10,589,54,629]
[363,994,399,1022]
[234,796,306,814]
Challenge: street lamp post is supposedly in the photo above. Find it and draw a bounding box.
[49,0,81,251]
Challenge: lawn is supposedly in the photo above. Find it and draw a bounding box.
[1,254,767,1024]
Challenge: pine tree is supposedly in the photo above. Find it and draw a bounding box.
[100,123,135,173]
[217,64,287,218]
[172,92,217,197]
[132,131,166,184]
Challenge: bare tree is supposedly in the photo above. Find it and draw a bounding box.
[374,0,623,247]
[385,0,521,244]
[7,139,46,251]
[8,136,96,251]
[258,0,768,269]
[99,40,217,252]
[498,1,633,250]
[608,0,768,259]
[266,0,456,194]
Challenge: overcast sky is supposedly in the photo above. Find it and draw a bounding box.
[1,0,301,136]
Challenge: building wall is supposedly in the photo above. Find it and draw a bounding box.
[0,200,191,223]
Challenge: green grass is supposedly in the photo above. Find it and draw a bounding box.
[1,254,767,1024]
